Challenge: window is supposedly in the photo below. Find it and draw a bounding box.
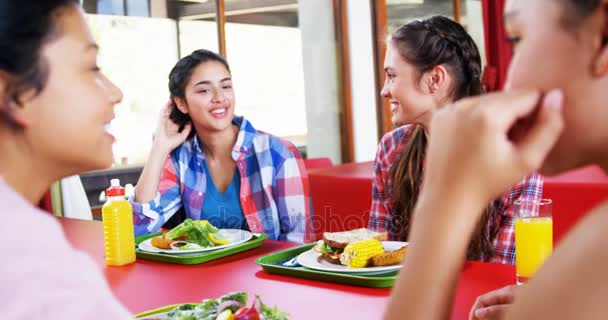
[83,0,150,17]
[97,0,126,15]
[126,0,150,17]
[386,0,466,34]
[80,12,178,212]
[176,1,220,57]
[86,14,178,166]
[175,0,308,147]
[373,0,485,136]
[224,1,307,146]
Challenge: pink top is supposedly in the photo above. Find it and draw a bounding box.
[0,177,131,319]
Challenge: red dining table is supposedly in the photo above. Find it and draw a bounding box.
[60,217,515,320]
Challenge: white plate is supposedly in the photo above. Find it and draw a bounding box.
[296,241,407,275]
[138,229,253,254]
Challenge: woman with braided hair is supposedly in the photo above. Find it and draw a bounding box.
[368,15,542,264]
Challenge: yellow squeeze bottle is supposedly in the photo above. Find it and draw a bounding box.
[102,179,136,266]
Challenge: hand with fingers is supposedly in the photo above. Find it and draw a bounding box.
[422,89,565,212]
[469,285,518,320]
[134,101,193,203]
[382,90,564,320]
[153,101,192,153]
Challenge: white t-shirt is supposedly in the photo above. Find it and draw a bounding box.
[0,177,132,319]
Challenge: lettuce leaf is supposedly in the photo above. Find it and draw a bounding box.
[191,298,218,320]
[166,219,217,247]
[256,295,289,320]
[177,243,204,250]
[316,240,342,254]
[165,291,287,320]
[165,219,196,240]
[219,291,248,306]
[166,304,197,320]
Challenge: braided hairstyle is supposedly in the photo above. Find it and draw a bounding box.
[388,16,494,261]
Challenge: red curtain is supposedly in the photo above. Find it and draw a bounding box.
[481,0,512,92]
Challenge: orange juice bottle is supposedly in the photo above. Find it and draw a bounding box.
[102,179,136,266]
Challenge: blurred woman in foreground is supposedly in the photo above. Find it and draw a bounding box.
[385,0,608,319]
[0,1,130,318]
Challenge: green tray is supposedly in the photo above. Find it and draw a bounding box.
[135,233,268,265]
[255,243,398,288]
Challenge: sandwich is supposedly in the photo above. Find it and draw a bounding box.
[314,228,388,264]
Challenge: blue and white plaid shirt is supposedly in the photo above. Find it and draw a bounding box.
[131,116,314,243]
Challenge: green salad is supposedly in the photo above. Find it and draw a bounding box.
[165,219,229,250]
[163,291,288,320]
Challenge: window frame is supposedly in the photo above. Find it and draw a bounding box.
[370,0,462,138]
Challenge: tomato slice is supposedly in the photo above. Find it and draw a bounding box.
[233,306,260,320]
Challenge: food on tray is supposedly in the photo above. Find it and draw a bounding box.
[151,233,172,249]
[370,245,408,267]
[340,238,385,268]
[155,291,288,320]
[150,219,230,251]
[312,228,408,268]
[313,228,387,264]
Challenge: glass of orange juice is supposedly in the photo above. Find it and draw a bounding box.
[514,199,553,285]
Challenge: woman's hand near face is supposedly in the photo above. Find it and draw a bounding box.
[385,90,564,320]
[422,89,564,210]
[152,101,192,154]
[134,102,191,203]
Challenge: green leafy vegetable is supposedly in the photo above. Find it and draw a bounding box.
[164,292,288,320]
[165,219,196,241]
[219,291,248,305]
[192,298,218,320]
[166,304,197,320]
[316,240,342,254]
[177,243,204,250]
[256,295,289,320]
[186,222,213,247]
[165,219,222,248]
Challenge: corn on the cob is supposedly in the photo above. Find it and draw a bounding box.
[340,239,384,268]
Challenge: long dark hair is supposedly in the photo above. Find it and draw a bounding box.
[167,49,231,139]
[560,0,600,28]
[388,16,492,260]
[0,0,78,125]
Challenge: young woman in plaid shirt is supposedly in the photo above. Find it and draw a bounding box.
[131,50,313,243]
[367,16,542,264]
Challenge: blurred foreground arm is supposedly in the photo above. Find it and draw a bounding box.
[384,90,564,320]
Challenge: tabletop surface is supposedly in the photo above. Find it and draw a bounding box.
[60,218,515,320]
